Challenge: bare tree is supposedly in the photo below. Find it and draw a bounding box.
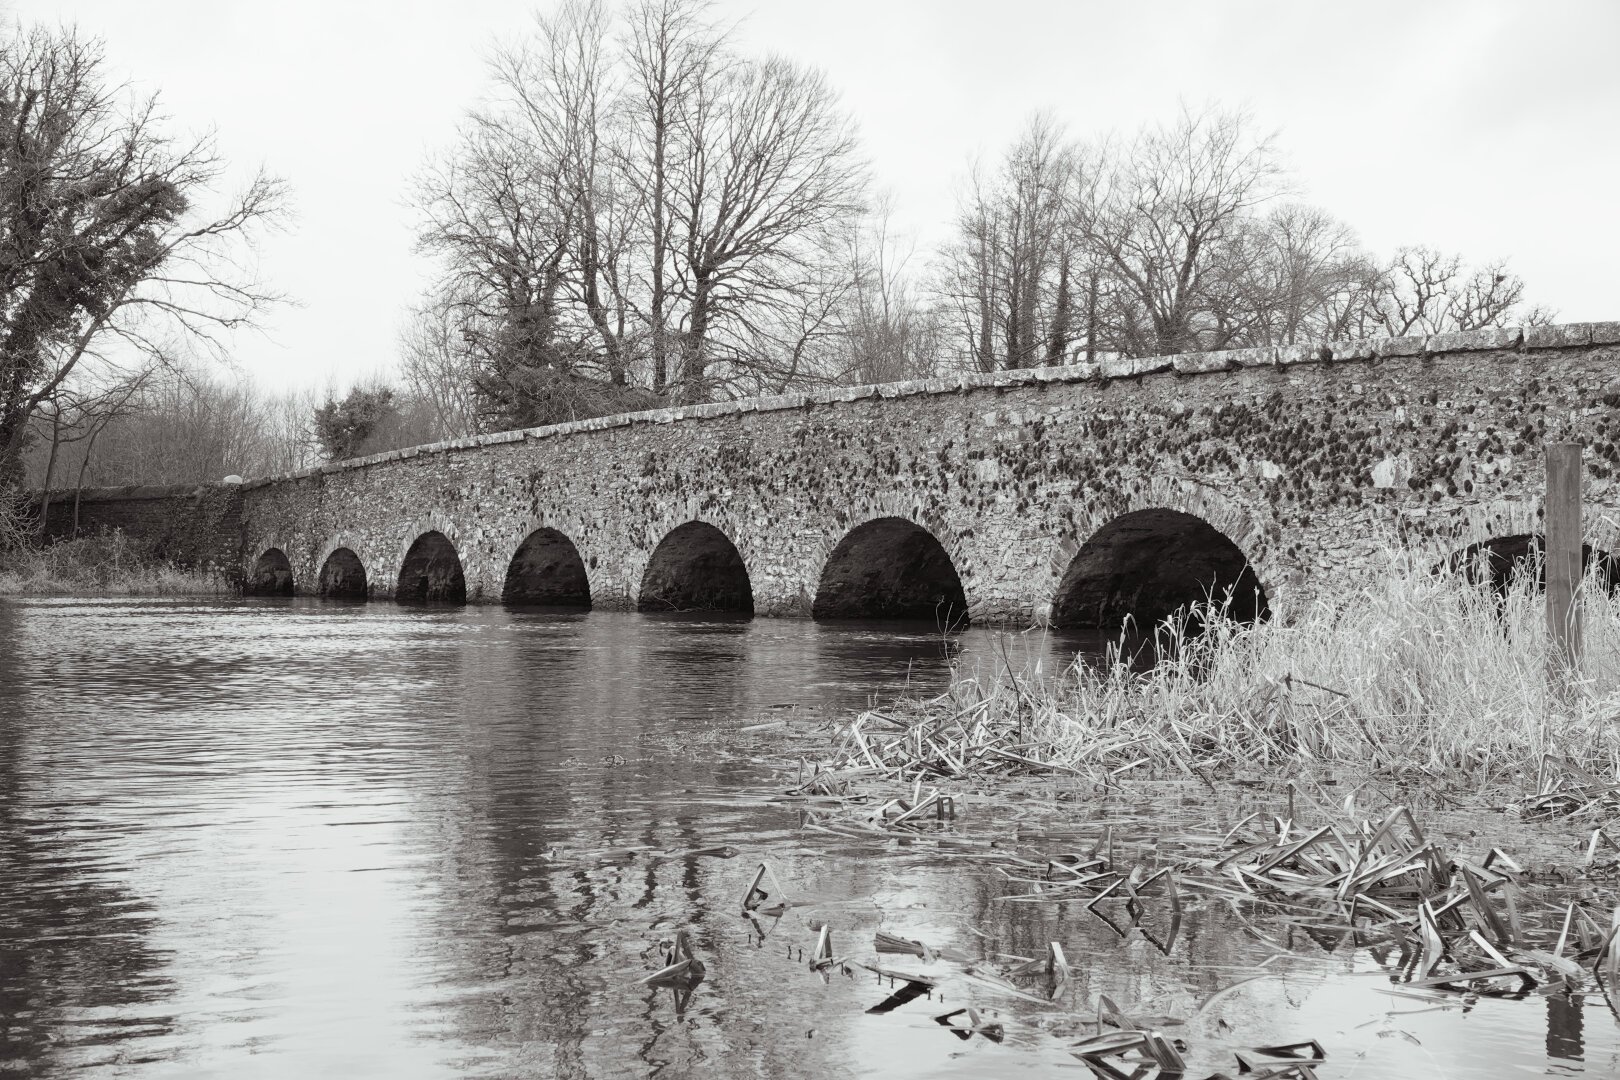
[412,0,867,421]
[0,26,284,487]
[34,360,158,534]
[1368,246,1550,336]
[668,56,865,399]
[836,197,940,384]
[937,117,1081,371]
[1206,204,1366,345]
[938,161,1004,372]
[1075,104,1284,356]
[399,296,480,437]
[623,0,725,393]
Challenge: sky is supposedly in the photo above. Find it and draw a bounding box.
[16,0,1620,393]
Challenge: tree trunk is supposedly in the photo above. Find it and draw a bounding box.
[1046,250,1072,366]
[0,400,29,490]
[650,119,670,396]
[976,264,994,374]
[1084,269,1098,363]
[1016,259,1039,367]
[1004,284,1020,369]
[37,403,61,539]
[72,425,102,538]
[680,273,713,404]
[579,231,626,386]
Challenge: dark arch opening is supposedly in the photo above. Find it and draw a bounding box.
[396,531,467,603]
[1440,534,1620,595]
[812,517,970,627]
[246,548,294,596]
[638,521,753,614]
[319,547,368,599]
[503,529,591,607]
[1051,509,1269,631]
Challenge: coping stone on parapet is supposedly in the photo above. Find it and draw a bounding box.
[1376,335,1428,358]
[1276,343,1330,366]
[1231,346,1280,369]
[1101,354,1174,380]
[1029,363,1088,384]
[1525,323,1594,350]
[1327,339,1377,362]
[1592,322,1620,345]
[1427,327,1523,354]
[1172,350,1236,375]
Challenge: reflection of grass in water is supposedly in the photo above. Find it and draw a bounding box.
[0,531,229,596]
[942,567,1620,787]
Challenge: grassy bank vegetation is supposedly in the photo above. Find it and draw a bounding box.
[820,566,1620,801]
[0,530,230,597]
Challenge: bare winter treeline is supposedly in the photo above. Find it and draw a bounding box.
[940,110,1552,369]
[20,371,457,492]
[405,1,1551,435]
[26,373,317,491]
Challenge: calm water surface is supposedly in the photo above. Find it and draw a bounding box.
[0,598,1613,1078]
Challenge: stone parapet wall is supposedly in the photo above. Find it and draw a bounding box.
[30,484,244,580]
[240,321,1620,491]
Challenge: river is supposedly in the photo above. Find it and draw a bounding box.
[0,597,1611,1077]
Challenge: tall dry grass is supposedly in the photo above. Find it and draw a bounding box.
[0,530,230,597]
[949,566,1620,788]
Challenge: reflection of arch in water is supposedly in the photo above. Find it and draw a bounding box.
[637,521,753,614]
[503,529,590,607]
[1440,534,1620,595]
[812,516,969,628]
[247,548,294,596]
[396,531,467,603]
[318,547,368,599]
[1051,508,1269,630]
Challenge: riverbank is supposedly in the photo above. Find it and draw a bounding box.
[799,569,1620,804]
[0,532,231,596]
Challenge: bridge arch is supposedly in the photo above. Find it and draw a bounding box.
[318,547,368,599]
[1051,508,1269,630]
[1440,534,1620,595]
[396,530,468,603]
[812,516,969,627]
[638,521,753,614]
[246,547,294,596]
[503,528,590,607]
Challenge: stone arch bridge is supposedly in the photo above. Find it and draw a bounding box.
[63,323,1620,629]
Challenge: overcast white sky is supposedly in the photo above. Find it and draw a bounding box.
[18,0,1620,392]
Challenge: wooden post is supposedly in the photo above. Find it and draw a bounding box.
[1545,442,1583,689]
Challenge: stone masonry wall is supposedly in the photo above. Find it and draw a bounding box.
[227,322,1620,623]
[30,484,244,581]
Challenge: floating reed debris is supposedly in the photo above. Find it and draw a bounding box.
[740,793,1620,1077]
[932,1007,1004,1044]
[1229,1040,1328,1079]
[740,861,791,916]
[638,929,705,989]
